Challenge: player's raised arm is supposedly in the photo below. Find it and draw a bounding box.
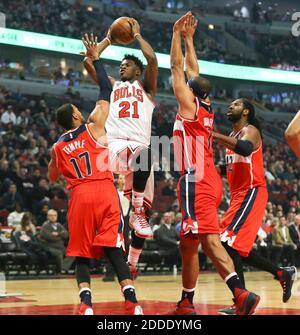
[171,13,196,119]
[131,18,158,97]
[183,13,199,80]
[48,147,61,182]
[82,34,112,133]
[82,30,116,86]
[285,111,300,158]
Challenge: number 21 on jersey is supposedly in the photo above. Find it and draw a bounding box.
[119,101,139,119]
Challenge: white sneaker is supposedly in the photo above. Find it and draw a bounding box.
[129,207,153,238]
[134,305,144,315]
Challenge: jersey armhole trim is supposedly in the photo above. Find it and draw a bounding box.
[86,124,108,148]
[177,100,199,122]
[136,80,156,107]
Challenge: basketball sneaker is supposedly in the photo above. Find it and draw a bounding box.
[78,303,94,315]
[125,300,144,315]
[277,266,297,303]
[174,298,196,315]
[218,303,236,315]
[234,288,260,315]
[127,262,139,280]
[129,207,153,238]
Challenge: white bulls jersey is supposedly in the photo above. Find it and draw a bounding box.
[106,80,155,146]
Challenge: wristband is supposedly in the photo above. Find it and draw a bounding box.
[105,37,111,45]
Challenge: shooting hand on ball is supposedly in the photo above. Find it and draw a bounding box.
[131,18,141,39]
[81,33,99,60]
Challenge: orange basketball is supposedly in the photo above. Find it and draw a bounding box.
[109,17,134,45]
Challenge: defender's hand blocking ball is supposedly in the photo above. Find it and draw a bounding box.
[109,17,135,45]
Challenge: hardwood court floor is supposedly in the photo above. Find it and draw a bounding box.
[0,271,299,315]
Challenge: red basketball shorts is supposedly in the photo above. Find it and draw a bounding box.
[177,171,222,239]
[220,186,268,257]
[66,179,125,259]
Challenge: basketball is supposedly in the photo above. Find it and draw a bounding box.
[109,17,134,45]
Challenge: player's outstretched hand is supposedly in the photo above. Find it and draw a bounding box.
[183,14,198,39]
[173,11,192,33]
[80,33,99,60]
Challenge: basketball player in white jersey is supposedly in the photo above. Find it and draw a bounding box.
[84,19,158,278]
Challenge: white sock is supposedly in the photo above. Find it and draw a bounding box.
[128,246,142,267]
[132,191,144,209]
[224,272,238,282]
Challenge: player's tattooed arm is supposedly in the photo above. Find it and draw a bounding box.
[131,18,158,97]
[285,110,300,158]
[183,13,199,80]
[48,147,61,182]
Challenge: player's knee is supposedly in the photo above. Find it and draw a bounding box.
[202,234,221,252]
[131,231,145,249]
[131,147,152,173]
[103,247,131,282]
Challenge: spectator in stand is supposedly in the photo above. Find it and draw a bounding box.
[36,204,50,227]
[154,212,181,268]
[39,209,69,274]
[272,216,297,266]
[14,212,48,272]
[7,202,24,228]
[288,214,300,266]
[162,178,176,196]
[1,183,24,211]
[1,105,16,125]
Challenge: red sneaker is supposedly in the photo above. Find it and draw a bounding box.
[174,298,196,315]
[78,303,94,315]
[234,288,260,315]
[125,300,144,315]
[277,266,297,303]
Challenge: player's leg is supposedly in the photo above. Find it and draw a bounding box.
[94,180,143,314]
[103,246,143,315]
[242,250,297,303]
[175,235,199,315]
[127,231,145,279]
[75,257,93,315]
[218,242,246,315]
[66,184,102,315]
[129,146,153,238]
[126,160,154,278]
[200,233,260,315]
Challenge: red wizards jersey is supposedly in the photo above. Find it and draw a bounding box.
[173,98,216,180]
[53,124,113,189]
[226,126,266,194]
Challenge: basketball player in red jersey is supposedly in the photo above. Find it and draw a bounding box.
[171,12,260,315]
[85,19,158,279]
[285,110,300,158]
[48,34,143,315]
[211,98,297,314]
